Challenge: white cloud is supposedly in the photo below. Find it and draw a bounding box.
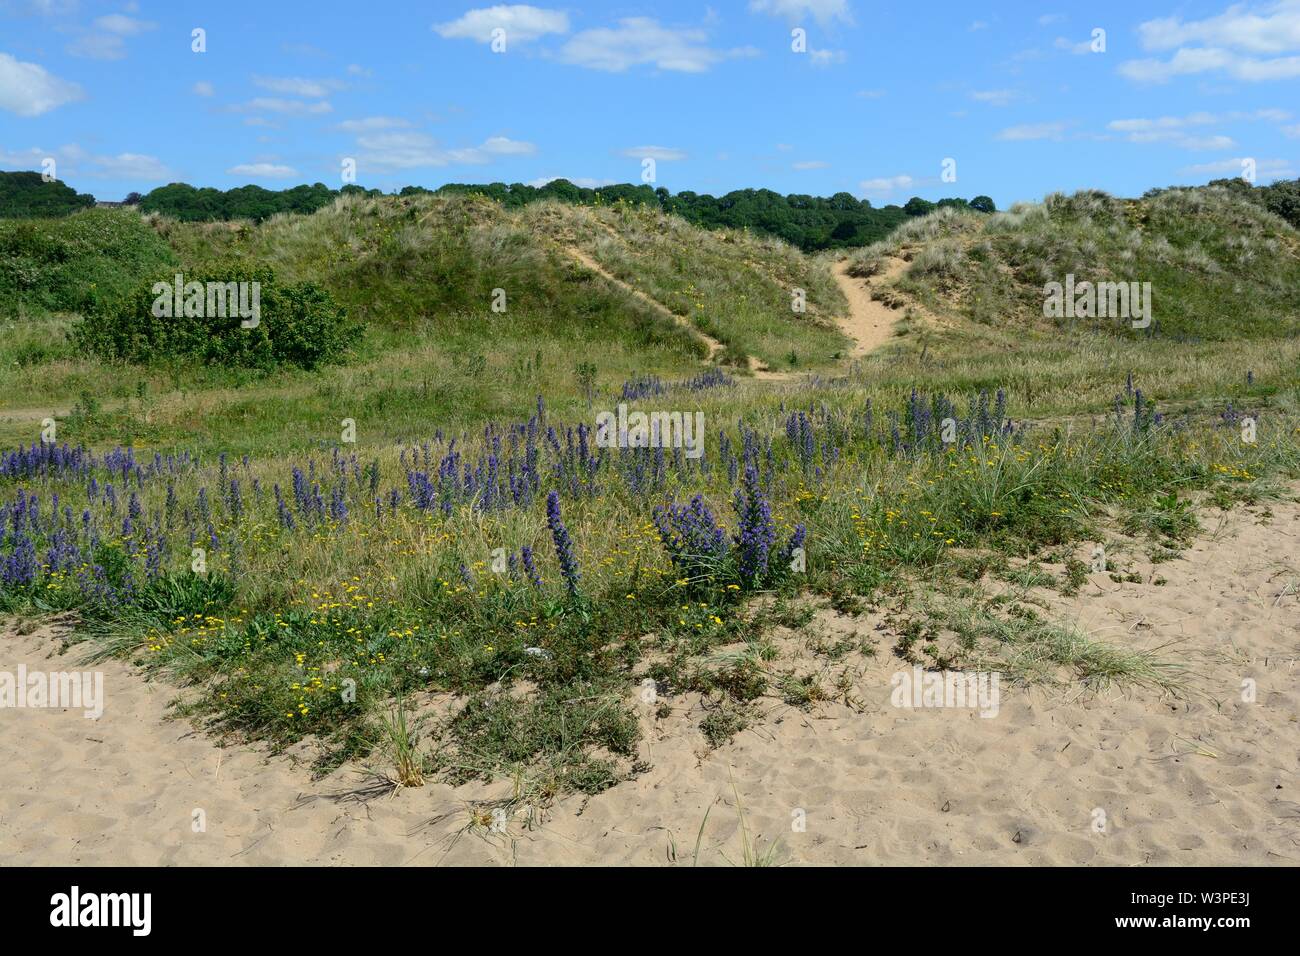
[253,75,344,97]
[558,17,754,73]
[1122,1,1300,83]
[1106,109,1288,148]
[1038,14,1066,26]
[347,64,372,77]
[434,5,569,43]
[858,174,913,198]
[618,145,687,161]
[335,116,412,132]
[66,14,157,59]
[192,81,214,97]
[94,13,155,36]
[0,52,83,116]
[1177,135,1238,149]
[474,135,536,157]
[0,144,60,169]
[237,97,333,115]
[227,163,299,178]
[855,88,885,98]
[354,132,536,171]
[1179,156,1294,178]
[0,143,171,181]
[95,152,172,179]
[968,20,989,32]
[809,48,846,66]
[3,1,79,14]
[66,34,125,59]
[1138,2,1300,54]
[969,89,1021,106]
[793,160,830,169]
[749,0,854,26]
[1283,123,1300,136]
[996,122,1068,141]
[1053,36,1094,55]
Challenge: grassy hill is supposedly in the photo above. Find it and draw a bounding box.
[0,193,850,453]
[851,186,1300,342]
[157,191,847,367]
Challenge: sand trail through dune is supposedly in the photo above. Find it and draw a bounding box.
[558,243,791,380]
[830,257,909,357]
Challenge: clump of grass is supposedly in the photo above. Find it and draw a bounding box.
[434,681,639,798]
[377,698,425,789]
[912,595,1185,690]
[1123,490,1199,545]
[699,698,753,748]
[724,770,787,867]
[778,671,826,709]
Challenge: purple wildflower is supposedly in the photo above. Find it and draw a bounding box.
[545,491,580,597]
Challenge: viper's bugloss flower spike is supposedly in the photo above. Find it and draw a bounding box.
[733,463,776,588]
[654,493,728,581]
[545,490,580,597]
[520,545,543,589]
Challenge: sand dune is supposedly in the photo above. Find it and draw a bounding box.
[2,490,1296,866]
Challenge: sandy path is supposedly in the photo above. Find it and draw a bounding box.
[830,258,910,357]
[562,244,726,360]
[559,244,791,381]
[3,490,1296,866]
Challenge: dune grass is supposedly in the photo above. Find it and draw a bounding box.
[518,200,850,370]
[851,187,1300,343]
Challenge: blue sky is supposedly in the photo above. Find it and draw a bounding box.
[1,0,1298,205]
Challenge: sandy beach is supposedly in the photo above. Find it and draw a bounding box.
[2,489,1295,867]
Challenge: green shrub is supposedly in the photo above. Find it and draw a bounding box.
[71,265,361,369]
[0,209,177,315]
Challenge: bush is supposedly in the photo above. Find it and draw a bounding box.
[71,265,361,369]
[0,209,176,315]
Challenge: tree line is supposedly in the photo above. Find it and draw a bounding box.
[425,181,996,251]
[9,167,1299,239]
[0,171,96,218]
[1,171,997,251]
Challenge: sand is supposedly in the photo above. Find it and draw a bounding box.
[2,491,1296,866]
[829,257,909,357]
